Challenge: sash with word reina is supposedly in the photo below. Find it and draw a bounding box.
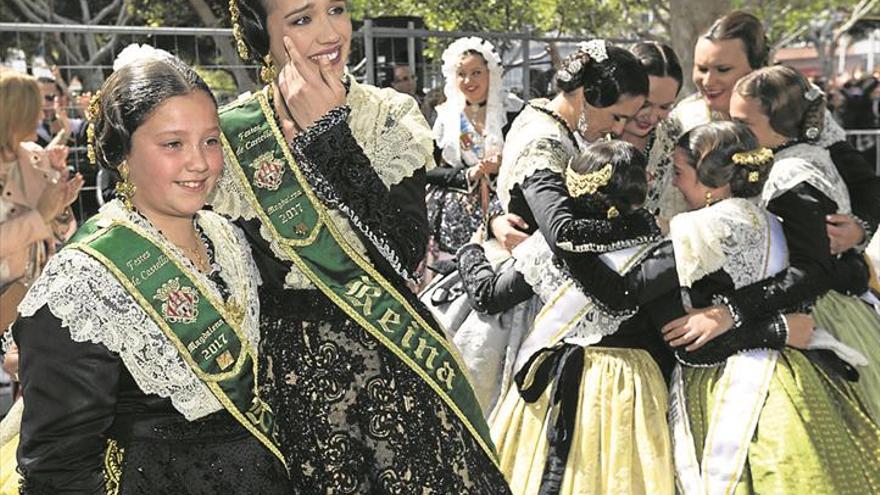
[219,90,496,461]
[67,218,286,469]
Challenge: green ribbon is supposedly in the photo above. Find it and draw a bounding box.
[219,90,497,461]
[68,218,286,468]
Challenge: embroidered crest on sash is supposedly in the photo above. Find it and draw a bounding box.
[251,152,285,191]
[154,277,200,324]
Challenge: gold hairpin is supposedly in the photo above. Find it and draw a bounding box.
[86,90,101,166]
[731,147,773,167]
[229,0,249,60]
[566,162,613,198]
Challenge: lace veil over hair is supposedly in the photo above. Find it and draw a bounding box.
[434,37,506,168]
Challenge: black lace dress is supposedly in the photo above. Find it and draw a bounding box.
[13,231,289,495]
[237,107,510,494]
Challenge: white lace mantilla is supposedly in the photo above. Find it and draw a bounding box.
[497,101,579,209]
[18,200,262,420]
[761,143,851,214]
[212,82,433,289]
[670,198,781,289]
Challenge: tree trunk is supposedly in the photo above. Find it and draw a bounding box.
[667,0,731,96]
[186,0,256,91]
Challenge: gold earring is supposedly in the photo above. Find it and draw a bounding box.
[260,55,278,84]
[704,190,713,208]
[116,160,137,210]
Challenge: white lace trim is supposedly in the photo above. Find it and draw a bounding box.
[497,102,578,209]
[213,83,431,289]
[18,200,262,420]
[511,234,569,302]
[511,233,643,347]
[348,80,435,183]
[669,92,721,136]
[670,198,776,289]
[761,143,851,214]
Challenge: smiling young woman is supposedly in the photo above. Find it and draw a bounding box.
[10,47,290,494]
[219,2,511,493]
[665,11,880,257]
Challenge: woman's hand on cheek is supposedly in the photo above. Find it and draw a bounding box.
[276,36,347,133]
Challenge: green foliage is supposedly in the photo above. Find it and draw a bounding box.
[349,0,634,36]
[731,0,876,46]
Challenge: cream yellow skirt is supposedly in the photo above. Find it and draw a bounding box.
[490,345,673,495]
[0,399,22,495]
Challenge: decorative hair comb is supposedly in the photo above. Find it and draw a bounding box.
[731,147,773,167]
[566,162,613,198]
[558,39,607,82]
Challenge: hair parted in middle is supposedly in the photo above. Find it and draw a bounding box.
[703,11,769,70]
[629,41,683,93]
[90,55,216,179]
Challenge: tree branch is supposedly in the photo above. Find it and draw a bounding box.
[91,0,123,25]
[772,24,808,54]
[30,0,79,25]
[56,33,86,65]
[87,5,132,66]
[9,0,47,23]
[834,0,878,41]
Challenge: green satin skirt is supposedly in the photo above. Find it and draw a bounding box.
[683,348,880,494]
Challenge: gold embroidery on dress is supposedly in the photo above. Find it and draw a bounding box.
[104,438,125,495]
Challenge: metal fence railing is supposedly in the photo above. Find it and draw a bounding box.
[3,23,878,222]
[845,129,880,176]
[1,22,638,101]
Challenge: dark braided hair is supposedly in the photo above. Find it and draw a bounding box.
[233,0,272,63]
[568,140,648,216]
[629,41,683,94]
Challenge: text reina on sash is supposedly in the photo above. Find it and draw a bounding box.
[125,249,169,287]
[344,276,458,393]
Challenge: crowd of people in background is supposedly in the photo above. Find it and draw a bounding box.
[0,5,878,495]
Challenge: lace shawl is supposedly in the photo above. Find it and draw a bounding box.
[511,232,650,347]
[212,82,432,289]
[497,101,578,209]
[761,143,851,214]
[17,200,262,420]
[670,198,781,289]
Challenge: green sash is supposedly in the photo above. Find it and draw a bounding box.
[219,90,496,460]
[67,217,286,468]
